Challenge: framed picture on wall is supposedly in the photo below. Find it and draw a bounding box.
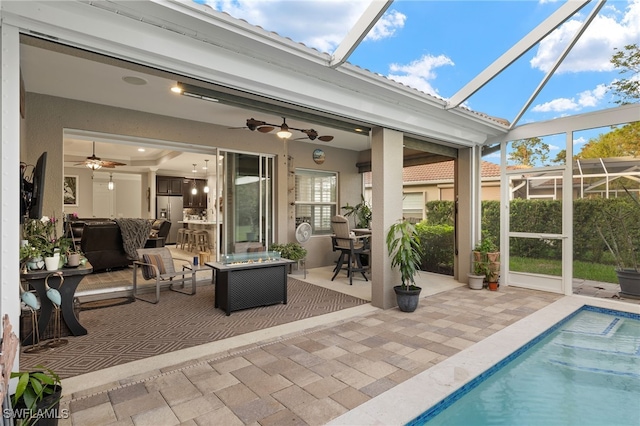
[64,175,79,206]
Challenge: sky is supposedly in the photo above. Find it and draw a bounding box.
[194,0,639,163]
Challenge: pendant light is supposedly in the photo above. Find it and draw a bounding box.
[191,164,198,195]
[203,159,210,193]
[108,173,114,190]
[276,117,292,139]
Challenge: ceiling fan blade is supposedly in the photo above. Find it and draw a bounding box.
[257,126,275,133]
[102,160,127,167]
[292,137,308,141]
[318,135,334,142]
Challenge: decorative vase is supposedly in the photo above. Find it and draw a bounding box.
[394,285,422,312]
[45,256,59,271]
[27,257,44,271]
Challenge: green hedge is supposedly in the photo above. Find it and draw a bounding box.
[419,198,638,270]
[415,223,454,275]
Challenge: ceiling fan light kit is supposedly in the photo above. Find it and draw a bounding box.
[76,141,126,169]
[233,117,333,142]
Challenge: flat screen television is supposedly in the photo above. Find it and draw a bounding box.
[21,152,47,221]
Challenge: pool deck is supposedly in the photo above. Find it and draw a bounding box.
[61,270,640,425]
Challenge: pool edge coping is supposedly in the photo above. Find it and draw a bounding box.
[327,295,640,426]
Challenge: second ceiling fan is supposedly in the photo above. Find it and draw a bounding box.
[232,118,334,142]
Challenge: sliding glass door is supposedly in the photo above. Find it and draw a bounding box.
[219,151,274,256]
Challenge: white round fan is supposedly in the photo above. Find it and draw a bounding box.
[295,222,311,278]
[295,222,312,243]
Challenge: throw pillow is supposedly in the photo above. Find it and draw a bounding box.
[141,254,166,280]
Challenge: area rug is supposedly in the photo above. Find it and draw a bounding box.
[19,278,368,379]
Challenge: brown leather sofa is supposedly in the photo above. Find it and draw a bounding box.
[67,219,130,272]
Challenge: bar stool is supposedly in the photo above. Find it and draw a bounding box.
[180,229,194,251]
[176,228,187,249]
[193,230,210,253]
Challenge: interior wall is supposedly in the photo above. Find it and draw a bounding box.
[25,92,363,267]
[285,138,363,268]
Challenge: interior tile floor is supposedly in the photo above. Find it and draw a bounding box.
[58,268,640,426]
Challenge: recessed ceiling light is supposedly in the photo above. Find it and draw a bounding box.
[355,128,364,133]
[171,86,182,93]
[138,148,146,152]
[122,76,148,86]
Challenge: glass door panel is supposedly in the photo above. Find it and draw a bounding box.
[220,152,273,256]
[506,168,566,293]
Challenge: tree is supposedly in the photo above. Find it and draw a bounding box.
[508,137,549,166]
[608,44,640,105]
[577,122,640,158]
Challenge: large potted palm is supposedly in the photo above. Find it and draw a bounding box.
[595,188,640,297]
[386,220,423,312]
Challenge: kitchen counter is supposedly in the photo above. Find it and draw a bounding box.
[178,220,221,225]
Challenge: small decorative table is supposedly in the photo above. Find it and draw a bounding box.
[20,262,93,345]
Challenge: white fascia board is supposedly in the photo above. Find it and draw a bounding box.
[4,0,501,147]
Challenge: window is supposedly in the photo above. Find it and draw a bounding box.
[403,192,424,222]
[295,169,337,235]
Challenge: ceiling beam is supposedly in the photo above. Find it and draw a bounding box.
[445,0,591,109]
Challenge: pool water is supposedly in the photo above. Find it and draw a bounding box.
[410,306,640,426]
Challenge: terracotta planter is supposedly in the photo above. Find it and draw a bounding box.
[488,282,499,291]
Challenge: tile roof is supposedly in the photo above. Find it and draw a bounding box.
[364,160,501,185]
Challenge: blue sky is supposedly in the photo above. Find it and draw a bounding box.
[196,0,639,162]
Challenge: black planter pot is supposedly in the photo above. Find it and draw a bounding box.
[617,269,640,298]
[394,285,422,312]
[13,385,63,426]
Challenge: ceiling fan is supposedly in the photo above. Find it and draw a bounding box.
[231,118,334,142]
[75,141,127,170]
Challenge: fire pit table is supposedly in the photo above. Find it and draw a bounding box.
[206,251,295,316]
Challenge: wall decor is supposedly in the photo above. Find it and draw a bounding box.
[63,175,79,206]
[313,149,325,164]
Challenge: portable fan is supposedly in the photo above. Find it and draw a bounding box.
[295,222,312,278]
[295,222,312,244]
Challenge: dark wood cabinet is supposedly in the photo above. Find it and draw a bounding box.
[157,176,183,195]
[183,179,207,208]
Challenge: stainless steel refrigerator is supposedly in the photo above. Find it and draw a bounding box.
[157,195,183,245]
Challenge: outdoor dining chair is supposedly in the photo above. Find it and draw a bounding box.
[330,215,370,285]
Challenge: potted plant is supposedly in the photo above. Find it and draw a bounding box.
[10,366,63,426]
[468,261,487,290]
[386,220,423,312]
[270,242,307,272]
[471,234,500,291]
[341,195,372,229]
[595,188,640,297]
[22,216,71,271]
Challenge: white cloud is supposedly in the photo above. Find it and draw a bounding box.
[573,136,587,145]
[387,54,454,95]
[365,10,406,41]
[203,0,396,53]
[532,97,579,112]
[532,83,608,113]
[531,0,640,73]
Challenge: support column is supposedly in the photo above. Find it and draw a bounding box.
[455,147,477,283]
[370,127,403,309]
[1,24,22,362]
[148,169,157,219]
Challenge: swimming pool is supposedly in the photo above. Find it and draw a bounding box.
[409,306,640,426]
